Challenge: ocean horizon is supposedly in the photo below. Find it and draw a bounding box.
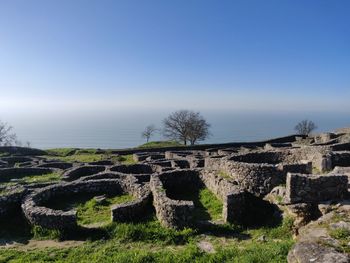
[4,109,349,149]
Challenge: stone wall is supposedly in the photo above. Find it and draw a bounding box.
[110,164,155,174]
[22,180,122,229]
[37,162,73,170]
[285,173,348,204]
[0,156,34,166]
[171,159,190,169]
[0,167,54,183]
[0,146,47,156]
[150,170,200,229]
[205,156,284,196]
[330,151,350,167]
[199,169,246,223]
[22,178,151,229]
[0,186,27,217]
[62,165,106,181]
[111,177,151,222]
[133,152,165,162]
[200,169,278,226]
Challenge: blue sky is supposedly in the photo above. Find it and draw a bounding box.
[0,0,349,114]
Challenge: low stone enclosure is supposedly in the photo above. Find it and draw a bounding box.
[150,169,276,229]
[22,177,151,230]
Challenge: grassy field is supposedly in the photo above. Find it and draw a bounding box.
[138,140,182,148]
[0,214,294,263]
[44,149,137,165]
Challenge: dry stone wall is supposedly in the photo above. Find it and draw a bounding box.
[150,170,200,229]
[285,173,348,204]
[62,165,106,181]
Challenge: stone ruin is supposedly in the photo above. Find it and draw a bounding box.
[1,132,350,261]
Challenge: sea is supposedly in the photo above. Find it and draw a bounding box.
[3,110,349,149]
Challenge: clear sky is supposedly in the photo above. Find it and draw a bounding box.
[0,0,349,115]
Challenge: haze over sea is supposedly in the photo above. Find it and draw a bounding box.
[1,1,349,149]
[3,110,348,149]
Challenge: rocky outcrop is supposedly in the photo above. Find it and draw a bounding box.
[288,241,349,263]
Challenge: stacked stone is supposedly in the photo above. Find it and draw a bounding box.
[61,165,106,181]
[0,186,27,217]
[150,170,200,229]
[285,173,348,204]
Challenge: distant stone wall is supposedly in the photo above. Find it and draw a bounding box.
[37,162,73,170]
[79,172,125,181]
[0,167,54,183]
[133,152,165,162]
[186,155,205,168]
[285,173,348,204]
[330,151,350,167]
[170,159,190,169]
[110,164,155,174]
[62,165,106,181]
[0,156,34,166]
[217,148,239,156]
[0,146,47,156]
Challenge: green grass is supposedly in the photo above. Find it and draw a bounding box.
[138,140,182,149]
[169,187,223,222]
[328,227,350,253]
[77,194,134,225]
[0,172,62,187]
[197,188,223,221]
[31,225,63,240]
[247,216,294,241]
[45,150,135,164]
[44,193,134,226]
[0,215,294,263]
[48,154,106,163]
[45,148,112,163]
[46,148,78,157]
[20,172,62,184]
[116,154,137,165]
[0,235,293,263]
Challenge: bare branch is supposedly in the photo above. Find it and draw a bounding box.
[141,124,158,143]
[162,110,210,145]
[0,121,17,146]
[294,120,317,135]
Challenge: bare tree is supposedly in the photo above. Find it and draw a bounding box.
[0,121,17,146]
[163,110,210,145]
[141,124,158,143]
[294,120,317,135]
[187,111,211,145]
